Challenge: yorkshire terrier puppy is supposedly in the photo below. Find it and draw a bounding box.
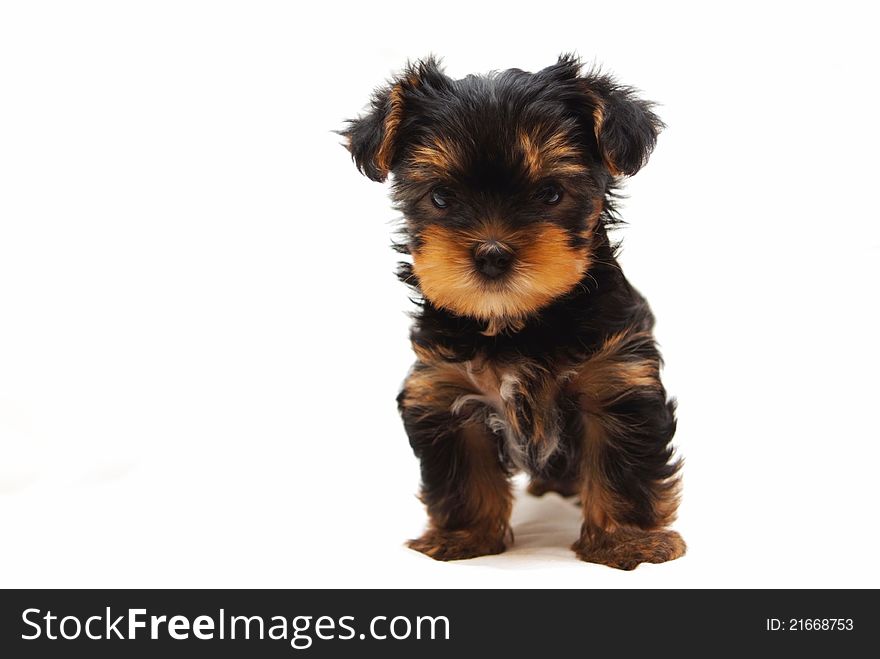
[342,55,684,569]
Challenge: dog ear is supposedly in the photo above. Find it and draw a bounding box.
[581,70,664,177]
[340,57,447,183]
[547,55,664,177]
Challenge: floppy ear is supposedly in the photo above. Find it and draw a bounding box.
[581,69,664,177]
[340,82,404,183]
[340,57,447,183]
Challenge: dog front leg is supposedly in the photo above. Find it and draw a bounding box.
[400,405,512,561]
[570,330,685,569]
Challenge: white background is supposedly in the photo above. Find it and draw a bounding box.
[1,1,878,588]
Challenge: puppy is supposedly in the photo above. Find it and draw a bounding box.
[342,55,684,569]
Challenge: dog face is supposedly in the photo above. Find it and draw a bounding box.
[343,55,661,330]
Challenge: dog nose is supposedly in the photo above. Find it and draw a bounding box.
[473,241,513,279]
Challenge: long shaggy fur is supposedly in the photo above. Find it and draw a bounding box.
[342,54,684,570]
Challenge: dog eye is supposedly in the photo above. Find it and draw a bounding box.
[430,188,450,209]
[538,184,563,205]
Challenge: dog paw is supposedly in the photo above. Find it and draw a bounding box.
[572,528,686,570]
[407,528,507,561]
[527,477,580,498]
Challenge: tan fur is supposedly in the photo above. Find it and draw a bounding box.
[412,222,589,326]
[374,83,406,175]
[401,360,473,418]
[518,131,544,180]
[587,93,622,176]
[580,414,622,538]
[458,421,513,530]
[518,128,587,180]
[406,137,463,181]
[569,330,662,410]
[572,527,686,571]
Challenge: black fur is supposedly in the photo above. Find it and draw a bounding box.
[342,55,683,569]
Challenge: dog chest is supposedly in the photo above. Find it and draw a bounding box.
[452,357,565,470]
